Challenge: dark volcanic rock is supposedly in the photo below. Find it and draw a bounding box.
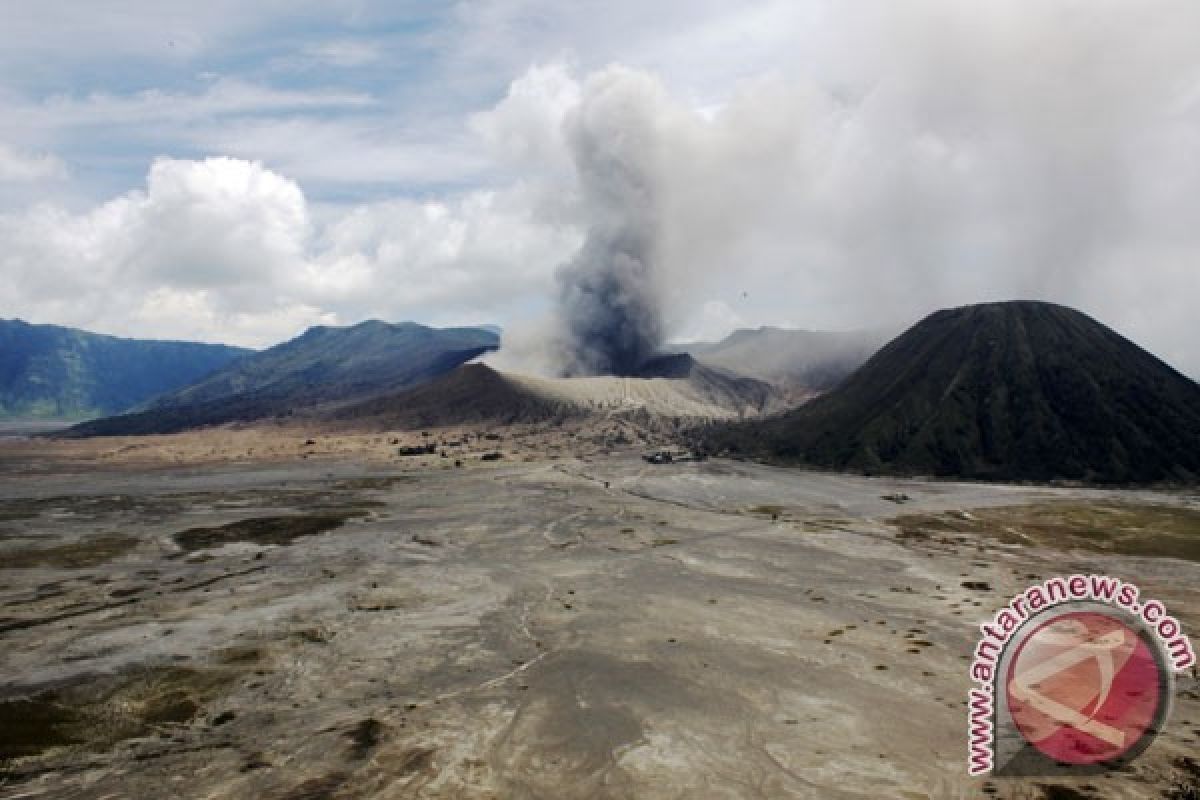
[707,301,1200,484]
[330,364,576,430]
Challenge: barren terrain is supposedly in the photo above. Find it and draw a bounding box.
[1,429,1198,799]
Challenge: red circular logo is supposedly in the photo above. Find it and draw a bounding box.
[1005,610,1163,765]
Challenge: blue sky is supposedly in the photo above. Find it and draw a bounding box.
[3,3,505,203]
[1,1,1198,378]
[0,1,792,204]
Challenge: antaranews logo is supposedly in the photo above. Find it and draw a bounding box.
[967,574,1195,777]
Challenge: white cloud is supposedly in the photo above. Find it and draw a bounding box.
[671,300,746,344]
[133,157,310,290]
[297,39,384,68]
[470,62,580,173]
[0,1,353,69]
[130,287,337,348]
[196,116,488,186]
[11,78,374,130]
[0,158,313,344]
[0,142,67,182]
[0,156,579,347]
[310,185,581,315]
[476,8,1200,377]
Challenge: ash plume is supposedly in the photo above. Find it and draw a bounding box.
[553,68,667,376]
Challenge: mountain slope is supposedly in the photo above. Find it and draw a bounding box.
[148,320,496,409]
[65,321,499,436]
[680,326,887,390]
[706,301,1200,483]
[630,353,789,415]
[0,319,249,419]
[330,364,578,429]
[329,357,789,431]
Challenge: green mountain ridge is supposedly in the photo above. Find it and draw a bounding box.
[0,319,250,420]
[705,301,1200,484]
[66,320,500,436]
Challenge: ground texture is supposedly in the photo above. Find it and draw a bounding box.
[0,432,1198,799]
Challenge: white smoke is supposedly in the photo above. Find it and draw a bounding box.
[493,1,1200,377]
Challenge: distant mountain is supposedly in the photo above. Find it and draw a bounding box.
[329,356,790,431]
[66,321,499,436]
[0,319,249,419]
[706,301,1200,484]
[680,326,887,390]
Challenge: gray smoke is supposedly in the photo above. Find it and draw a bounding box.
[553,68,666,376]
[501,2,1200,380]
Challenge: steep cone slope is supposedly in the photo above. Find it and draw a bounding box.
[330,364,577,429]
[331,357,789,430]
[707,301,1200,483]
[628,353,791,415]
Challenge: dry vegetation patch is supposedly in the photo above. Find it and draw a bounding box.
[1,533,138,568]
[0,667,234,763]
[173,511,368,552]
[893,501,1200,561]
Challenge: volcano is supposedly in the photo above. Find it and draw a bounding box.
[707,301,1200,484]
[328,355,789,431]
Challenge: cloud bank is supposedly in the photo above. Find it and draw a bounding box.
[0,156,578,347]
[2,1,1199,379]
[508,2,1200,376]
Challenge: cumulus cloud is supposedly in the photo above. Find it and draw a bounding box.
[133,158,309,289]
[470,62,581,174]
[0,158,313,344]
[0,157,579,347]
[310,186,580,313]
